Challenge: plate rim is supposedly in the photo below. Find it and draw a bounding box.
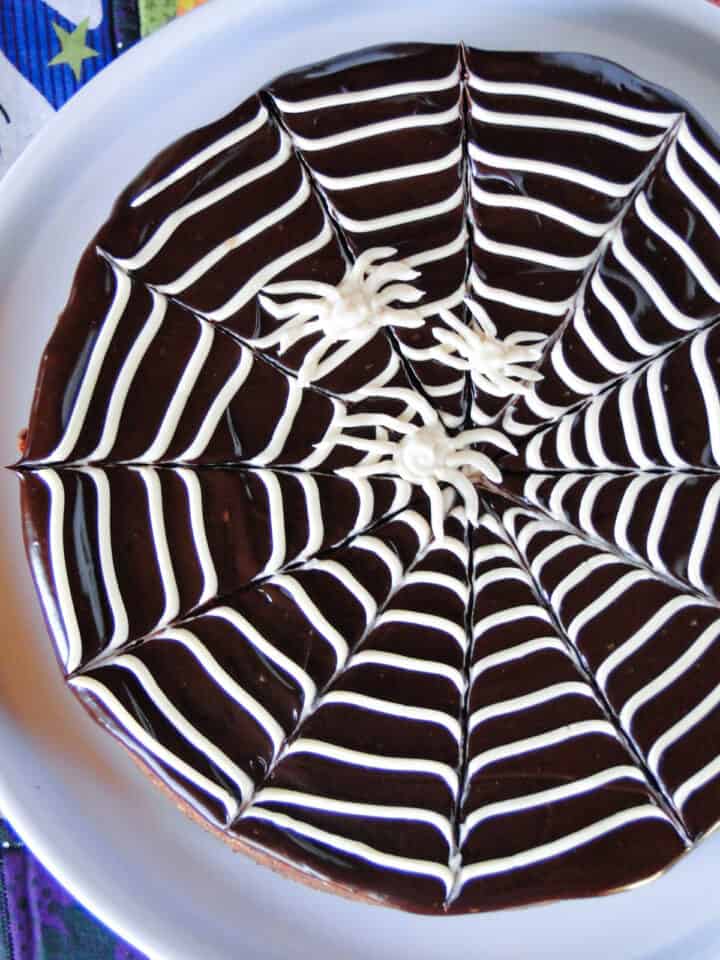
[3,1,720,957]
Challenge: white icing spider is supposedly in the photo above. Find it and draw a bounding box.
[323,388,517,537]
[255,247,425,386]
[435,298,547,397]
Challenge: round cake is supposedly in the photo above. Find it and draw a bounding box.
[17,41,720,914]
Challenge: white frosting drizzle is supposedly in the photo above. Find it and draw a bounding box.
[271,574,349,670]
[242,807,455,892]
[351,535,404,592]
[136,467,180,627]
[636,193,720,302]
[289,100,461,151]
[88,291,166,460]
[653,682,720,787]
[112,654,255,803]
[176,468,218,605]
[522,472,720,600]
[473,604,551,639]
[460,765,645,843]
[470,180,612,237]
[467,720,619,778]
[256,470,287,576]
[314,145,462,191]
[551,555,620,610]
[468,141,639,198]
[405,226,467,268]
[161,627,286,758]
[465,69,679,127]
[33,266,131,465]
[507,510,720,823]
[153,175,312,297]
[572,303,634,379]
[293,473,324,562]
[611,231,698,331]
[250,788,454,846]
[349,650,465,693]
[475,567,531,593]
[283,739,459,796]
[318,690,462,742]
[470,100,666,151]
[207,607,317,713]
[176,345,254,461]
[372,610,468,652]
[469,267,575,317]
[84,468,129,653]
[675,751,720,812]
[203,218,335,322]
[687,478,720,591]
[522,321,720,471]
[470,638,569,684]
[619,621,720,731]
[458,805,667,886]
[668,133,720,239]
[402,569,469,602]
[118,133,294,273]
[595,596,701,692]
[468,681,595,730]
[273,65,460,113]
[139,319,215,462]
[470,221,595,272]
[38,469,81,672]
[302,558,378,629]
[334,185,463,234]
[131,106,269,207]
[691,328,720,465]
[71,674,240,821]
[679,123,720,189]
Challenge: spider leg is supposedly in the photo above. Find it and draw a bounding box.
[337,461,394,479]
[421,479,449,539]
[352,247,398,277]
[312,333,375,384]
[504,364,544,383]
[263,279,340,300]
[376,283,425,306]
[435,468,480,523]
[457,429,517,455]
[380,308,424,329]
[464,297,497,337]
[437,308,469,337]
[366,262,420,294]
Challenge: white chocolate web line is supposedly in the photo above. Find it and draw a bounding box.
[260,80,474,427]
[494,112,685,437]
[475,500,691,843]
[22,45,720,910]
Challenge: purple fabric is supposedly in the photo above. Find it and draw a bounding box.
[1,833,145,959]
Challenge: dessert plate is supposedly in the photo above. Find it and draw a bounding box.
[2,0,720,956]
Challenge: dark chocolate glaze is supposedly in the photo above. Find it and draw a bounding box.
[18,42,720,914]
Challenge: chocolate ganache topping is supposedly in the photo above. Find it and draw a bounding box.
[17,42,720,914]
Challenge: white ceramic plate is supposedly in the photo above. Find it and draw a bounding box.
[3,1,720,956]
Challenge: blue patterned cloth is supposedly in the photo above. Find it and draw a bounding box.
[1,1,116,107]
[0,0,139,176]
